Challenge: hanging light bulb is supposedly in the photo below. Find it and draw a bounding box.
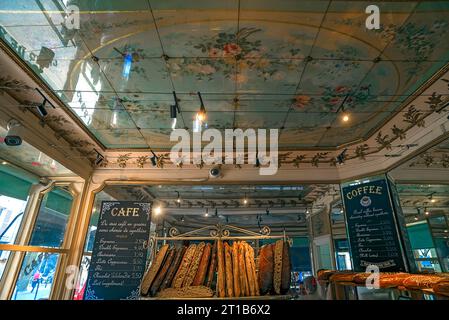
[176,191,181,204]
[342,112,350,122]
[243,193,248,205]
[204,208,209,217]
[196,91,206,122]
[170,91,179,130]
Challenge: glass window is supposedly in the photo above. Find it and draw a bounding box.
[11,252,60,300]
[29,187,73,248]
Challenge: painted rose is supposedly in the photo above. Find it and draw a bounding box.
[335,86,349,94]
[329,97,341,105]
[294,95,311,109]
[208,48,222,58]
[199,64,216,75]
[223,43,242,56]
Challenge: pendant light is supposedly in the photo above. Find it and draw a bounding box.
[170,91,180,130]
[196,91,206,122]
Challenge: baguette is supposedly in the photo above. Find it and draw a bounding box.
[258,244,274,295]
[193,243,211,286]
[244,242,256,296]
[157,286,214,298]
[280,241,291,294]
[205,241,217,288]
[239,242,250,296]
[160,246,186,290]
[248,244,259,295]
[224,242,234,297]
[183,242,206,287]
[172,244,197,288]
[273,241,283,294]
[140,244,169,295]
[149,247,175,296]
[216,240,226,297]
[232,241,241,297]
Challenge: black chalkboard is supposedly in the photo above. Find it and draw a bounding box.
[84,201,151,300]
[341,178,406,272]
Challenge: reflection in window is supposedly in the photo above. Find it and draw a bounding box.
[29,187,73,248]
[12,252,59,300]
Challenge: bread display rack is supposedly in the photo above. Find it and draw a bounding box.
[140,224,293,300]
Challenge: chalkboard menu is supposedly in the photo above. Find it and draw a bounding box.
[84,201,151,300]
[341,178,406,272]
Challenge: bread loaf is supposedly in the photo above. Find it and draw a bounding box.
[192,243,211,286]
[157,286,214,298]
[379,273,410,288]
[224,242,234,297]
[280,241,291,294]
[217,240,226,297]
[403,274,445,289]
[273,241,283,294]
[140,244,169,295]
[329,272,357,283]
[205,241,217,288]
[183,242,206,287]
[238,241,250,296]
[246,243,259,296]
[433,279,449,296]
[149,247,175,296]
[244,242,256,296]
[172,244,196,288]
[258,244,274,295]
[317,269,336,282]
[232,242,241,297]
[160,246,186,290]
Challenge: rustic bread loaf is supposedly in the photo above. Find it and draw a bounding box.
[140,244,169,295]
[217,240,226,297]
[183,242,206,287]
[244,242,257,296]
[379,273,410,288]
[258,244,274,295]
[238,241,250,296]
[232,241,241,297]
[280,241,291,294]
[403,274,446,289]
[224,242,234,297]
[172,244,197,288]
[149,247,175,296]
[157,286,214,298]
[193,243,211,286]
[329,272,357,283]
[317,269,336,281]
[273,241,283,294]
[160,246,186,290]
[432,279,449,296]
[205,241,217,288]
[246,242,259,296]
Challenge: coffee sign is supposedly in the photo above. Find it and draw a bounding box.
[342,178,406,272]
[84,201,151,300]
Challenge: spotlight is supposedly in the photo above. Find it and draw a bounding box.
[4,119,23,146]
[196,92,206,122]
[336,148,348,165]
[150,150,158,166]
[154,206,162,215]
[94,149,104,166]
[34,88,55,118]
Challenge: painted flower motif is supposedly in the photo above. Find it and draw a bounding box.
[199,64,216,75]
[335,86,349,94]
[255,58,270,69]
[232,73,248,84]
[329,97,341,105]
[294,95,311,109]
[208,48,222,58]
[272,71,285,80]
[223,43,242,57]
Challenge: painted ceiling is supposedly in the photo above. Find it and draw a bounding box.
[0,1,449,150]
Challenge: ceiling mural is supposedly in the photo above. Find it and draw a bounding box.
[0,1,448,151]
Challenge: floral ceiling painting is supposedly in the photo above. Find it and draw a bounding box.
[0,0,448,150]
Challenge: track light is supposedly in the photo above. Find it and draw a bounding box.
[34,88,55,118]
[94,149,104,166]
[336,148,348,165]
[150,150,158,166]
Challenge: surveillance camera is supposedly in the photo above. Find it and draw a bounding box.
[4,119,23,146]
[209,166,222,179]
